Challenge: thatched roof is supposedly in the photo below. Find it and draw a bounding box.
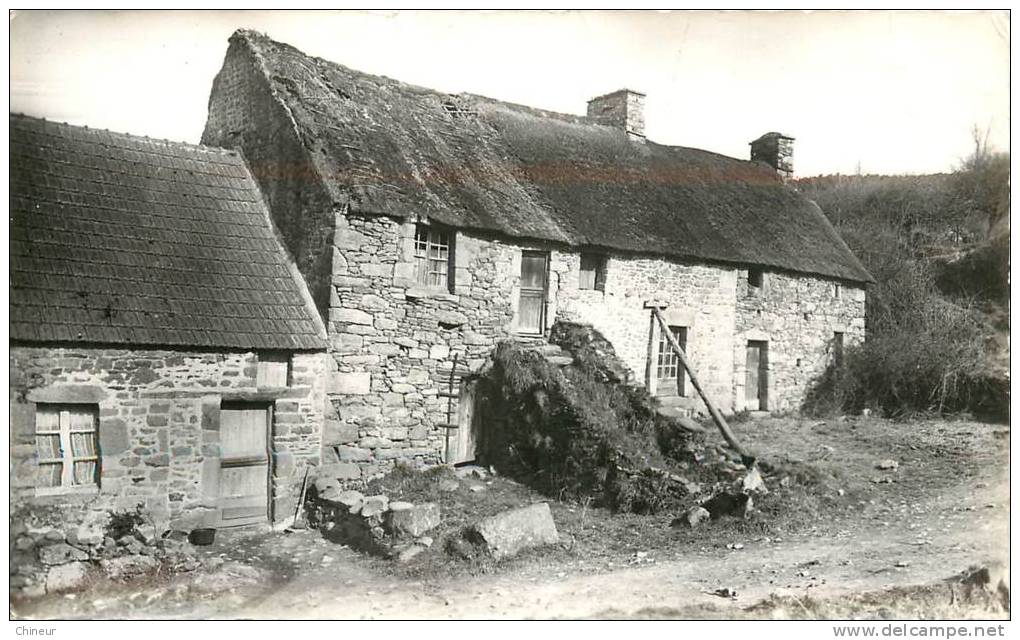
[10,114,327,350]
[228,30,872,283]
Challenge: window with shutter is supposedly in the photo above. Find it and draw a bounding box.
[35,404,99,492]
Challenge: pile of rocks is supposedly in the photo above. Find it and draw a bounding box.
[308,477,440,562]
[10,519,201,598]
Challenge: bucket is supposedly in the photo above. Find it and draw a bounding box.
[188,528,216,546]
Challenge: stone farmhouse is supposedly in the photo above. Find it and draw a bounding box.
[200,30,871,477]
[10,113,329,536]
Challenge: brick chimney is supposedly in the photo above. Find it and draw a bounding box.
[749,132,794,179]
[587,89,645,140]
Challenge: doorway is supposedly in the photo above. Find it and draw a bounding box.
[217,402,271,527]
[655,325,688,397]
[517,251,549,334]
[745,341,768,411]
[446,380,478,465]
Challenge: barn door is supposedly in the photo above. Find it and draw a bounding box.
[745,341,768,411]
[517,251,549,334]
[218,403,271,527]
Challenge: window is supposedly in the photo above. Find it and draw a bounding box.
[833,283,842,299]
[35,404,99,491]
[414,225,454,291]
[656,325,688,396]
[833,332,845,368]
[579,253,607,291]
[257,353,291,387]
[748,268,764,289]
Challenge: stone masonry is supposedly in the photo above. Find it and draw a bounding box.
[10,347,327,535]
[321,212,866,476]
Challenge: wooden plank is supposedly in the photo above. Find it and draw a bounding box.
[652,307,754,465]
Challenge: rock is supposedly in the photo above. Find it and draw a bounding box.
[331,490,365,514]
[675,416,707,434]
[386,502,440,538]
[100,555,158,579]
[671,506,711,529]
[741,467,769,494]
[439,479,460,492]
[469,485,486,493]
[388,501,414,512]
[360,495,390,518]
[779,476,792,488]
[418,536,434,548]
[314,475,341,494]
[876,459,899,471]
[45,561,89,593]
[701,492,753,520]
[38,543,89,566]
[394,544,426,563]
[469,503,559,560]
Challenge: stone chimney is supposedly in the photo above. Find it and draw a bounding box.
[587,89,645,140]
[749,132,794,179]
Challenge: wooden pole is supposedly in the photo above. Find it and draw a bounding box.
[651,307,755,466]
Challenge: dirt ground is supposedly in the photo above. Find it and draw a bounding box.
[11,415,1010,620]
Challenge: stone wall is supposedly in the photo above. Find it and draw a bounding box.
[733,270,866,412]
[9,346,327,537]
[556,253,739,411]
[320,212,867,473]
[322,213,573,478]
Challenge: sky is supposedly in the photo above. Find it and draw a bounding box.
[9,9,1010,176]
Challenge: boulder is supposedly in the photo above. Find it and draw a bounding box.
[100,555,158,579]
[393,544,427,564]
[360,495,390,518]
[671,506,711,529]
[38,543,89,566]
[470,503,558,560]
[876,459,899,471]
[331,490,365,514]
[45,561,89,593]
[386,502,440,538]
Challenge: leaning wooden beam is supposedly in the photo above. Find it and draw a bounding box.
[651,307,755,466]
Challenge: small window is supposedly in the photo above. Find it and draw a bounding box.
[833,283,842,299]
[748,268,764,289]
[257,353,291,387]
[579,253,607,291]
[414,225,454,292]
[833,332,845,368]
[35,404,99,490]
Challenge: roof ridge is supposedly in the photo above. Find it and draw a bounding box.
[232,31,778,169]
[9,112,243,159]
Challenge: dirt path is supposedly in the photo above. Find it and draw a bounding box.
[241,462,1009,619]
[14,417,1009,620]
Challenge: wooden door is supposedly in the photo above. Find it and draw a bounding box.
[218,403,271,527]
[745,341,768,411]
[656,326,687,396]
[447,381,478,465]
[517,251,549,334]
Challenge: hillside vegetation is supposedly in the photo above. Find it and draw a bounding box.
[794,143,1009,421]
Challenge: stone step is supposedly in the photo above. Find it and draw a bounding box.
[532,344,566,356]
[544,355,574,367]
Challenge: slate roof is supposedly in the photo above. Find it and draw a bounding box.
[10,114,327,350]
[222,30,872,283]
